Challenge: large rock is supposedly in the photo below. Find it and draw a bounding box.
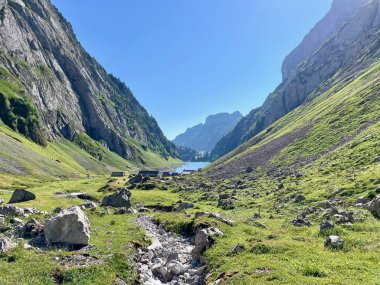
[44,207,90,246]
[369,195,380,219]
[9,189,36,204]
[0,236,16,252]
[101,188,131,208]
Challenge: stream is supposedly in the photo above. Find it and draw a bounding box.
[135,214,206,285]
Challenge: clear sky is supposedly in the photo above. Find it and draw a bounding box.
[51,0,332,140]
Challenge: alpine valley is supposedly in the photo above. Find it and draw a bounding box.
[0,1,379,285]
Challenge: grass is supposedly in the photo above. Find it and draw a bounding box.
[0,177,146,285]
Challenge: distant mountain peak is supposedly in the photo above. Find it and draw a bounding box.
[173,112,243,152]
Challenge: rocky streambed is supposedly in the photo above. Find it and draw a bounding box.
[135,214,206,285]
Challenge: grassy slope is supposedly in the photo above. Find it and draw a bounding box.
[0,120,181,189]
[118,60,380,284]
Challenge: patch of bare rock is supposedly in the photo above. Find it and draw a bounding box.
[135,214,220,284]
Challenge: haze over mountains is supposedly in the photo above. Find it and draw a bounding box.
[173,111,242,152]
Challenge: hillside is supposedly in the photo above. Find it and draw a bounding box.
[211,0,380,160]
[173,112,242,152]
[0,0,178,176]
[0,1,379,285]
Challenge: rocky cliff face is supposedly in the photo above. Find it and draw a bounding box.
[281,0,368,80]
[173,111,242,152]
[0,0,177,161]
[211,0,380,160]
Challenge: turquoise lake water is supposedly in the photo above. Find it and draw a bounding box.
[175,162,210,173]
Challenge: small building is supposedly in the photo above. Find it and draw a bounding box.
[138,170,159,177]
[162,172,171,177]
[111,171,126,177]
[181,171,192,176]
[171,172,179,176]
[183,169,196,173]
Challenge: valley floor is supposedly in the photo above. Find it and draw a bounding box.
[0,169,379,284]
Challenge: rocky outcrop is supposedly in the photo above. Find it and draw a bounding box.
[211,0,380,160]
[0,0,177,161]
[174,112,242,152]
[44,206,90,246]
[9,189,36,203]
[281,0,368,80]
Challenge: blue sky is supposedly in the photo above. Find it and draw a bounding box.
[51,0,332,140]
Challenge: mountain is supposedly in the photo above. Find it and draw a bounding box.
[0,0,178,177]
[211,0,380,160]
[208,0,380,178]
[173,111,242,152]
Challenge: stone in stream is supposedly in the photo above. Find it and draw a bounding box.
[44,206,90,246]
[9,189,36,204]
[101,188,131,208]
[191,227,223,259]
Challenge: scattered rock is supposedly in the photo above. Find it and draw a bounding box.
[9,189,36,204]
[138,207,149,213]
[209,212,235,225]
[227,244,245,256]
[320,201,333,209]
[175,202,194,212]
[79,202,97,210]
[112,277,127,285]
[294,194,305,203]
[0,205,24,217]
[324,235,344,250]
[20,218,43,238]
[101,188,131,208]
[253,267,273,274]
[320,220,334,231]
[44,207,91,246]
[142,183,156,190]
[219,193,230,200]
[291,217,311,227]
[333,211,355,224]
[369,195,380,218]
[217,198,234,210]
[129,174,143,184]
[0,236,16,252]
